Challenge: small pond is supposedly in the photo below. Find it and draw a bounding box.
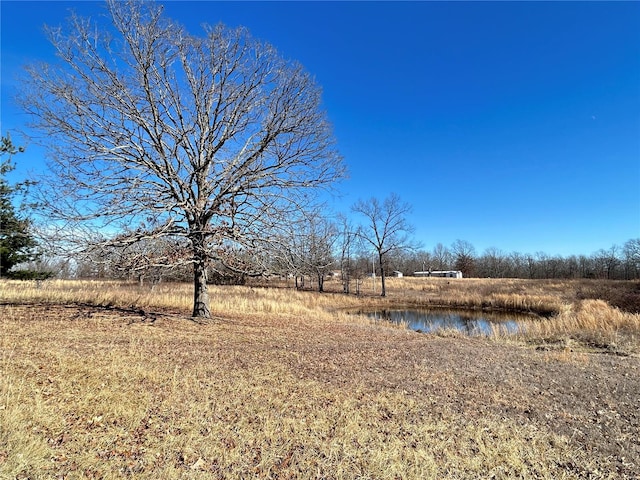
[362,309,534,336]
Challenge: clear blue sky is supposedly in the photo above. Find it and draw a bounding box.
[2,1,639,257]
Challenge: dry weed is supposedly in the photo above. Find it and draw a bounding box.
[523,299,640,354]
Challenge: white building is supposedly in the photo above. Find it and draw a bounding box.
[414,270,463,279]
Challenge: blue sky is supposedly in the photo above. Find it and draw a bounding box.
[1,1,639,257]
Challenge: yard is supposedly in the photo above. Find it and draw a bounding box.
[1,278,638,478]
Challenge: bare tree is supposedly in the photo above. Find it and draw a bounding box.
[431,243,452,271]
[479,247,507,278]
[301,213,336,292]
[20,0,344,317]
[451,239,476,277]
[622,238,640,280]
[272,210,336,292]
[592,245,621,280]
[336,214,359,294]
[352,193,415,297]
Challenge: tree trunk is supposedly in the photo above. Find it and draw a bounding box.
[192,258,211,318]
[191,233,211,318]
[379,253,386,297]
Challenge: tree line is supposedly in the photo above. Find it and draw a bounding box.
[386,239,640,281]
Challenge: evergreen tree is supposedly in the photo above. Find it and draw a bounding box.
[0,135,40,277]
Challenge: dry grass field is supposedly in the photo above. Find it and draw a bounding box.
[1,278,639,479]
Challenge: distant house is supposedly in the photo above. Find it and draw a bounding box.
[414,270,463,279]
[391,271,403,278]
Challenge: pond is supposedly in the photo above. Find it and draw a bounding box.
[362,308,533,336]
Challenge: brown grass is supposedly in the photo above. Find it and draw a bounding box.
[2,276,639,353]
[1,278,639,478]
[520,298,640,354]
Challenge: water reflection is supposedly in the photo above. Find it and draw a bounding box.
[363,309,529,336]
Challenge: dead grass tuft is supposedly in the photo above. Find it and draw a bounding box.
[523,299,640,354]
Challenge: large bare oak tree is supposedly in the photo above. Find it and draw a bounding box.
[20,0,343,317]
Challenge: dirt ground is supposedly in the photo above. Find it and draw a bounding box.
[2,302,639,478]
[241,313,640,477]
[292,328,640,477]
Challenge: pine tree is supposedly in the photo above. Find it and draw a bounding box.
[0,135,40,277]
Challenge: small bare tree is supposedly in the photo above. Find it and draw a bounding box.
[20,0,343,317]
[451,239,476,277]
[301,213,336,293]
[271,210,336,292]
[623,238,640,280]
[352,193,415,297]
[432,243,452,271]
[337,214,358,294]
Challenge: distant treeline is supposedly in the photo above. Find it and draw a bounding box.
[22,237,640,284]
[388,238,640,280]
